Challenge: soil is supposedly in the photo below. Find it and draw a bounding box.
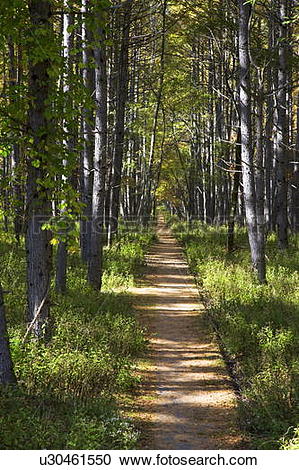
[130,219,245,450]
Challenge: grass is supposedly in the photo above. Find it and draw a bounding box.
[0,224,156,450]
[169,217,299,450]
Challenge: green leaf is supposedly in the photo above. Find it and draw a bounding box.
[31,159,40,168]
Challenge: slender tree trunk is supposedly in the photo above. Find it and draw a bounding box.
[26,0,53,337]
[80,0,94,263]
[275,0,289,248]
[255,81,266,272]
[292,94,299,231]
[238,0,266,282]
[0,285,16,385]
[56,3,73,294]
[265,68,274,233]
[8,41,23,242]
[55,241,67,294]
[227,128,241,252]
[108,0,132,245]
[88,22,108,290]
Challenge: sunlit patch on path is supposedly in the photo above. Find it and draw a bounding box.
[131,219,243,450]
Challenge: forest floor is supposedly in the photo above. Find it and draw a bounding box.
[130,219,245,450]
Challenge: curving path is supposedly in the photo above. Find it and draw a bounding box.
[132,219,243,450]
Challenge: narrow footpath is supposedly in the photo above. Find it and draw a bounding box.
[132,219,244,450]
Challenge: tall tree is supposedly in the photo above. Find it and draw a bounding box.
[26,0,54,337]
[80,0,94,263]
[55,1,74,294]
[238,0,266,282]
[107,0,132,245]
[88,9,108,290]
[275,0,289,248]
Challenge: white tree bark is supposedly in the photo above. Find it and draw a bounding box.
[239,0,266,283]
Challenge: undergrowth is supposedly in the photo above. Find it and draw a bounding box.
[0,225,156,449]
[169,217,299,450]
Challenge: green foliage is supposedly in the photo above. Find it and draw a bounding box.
[0,228,153,449]
[66,408,138,450]
[171,220,299,449]
[280,427,299,450]
[0,389,138,450]
[103,227,157,289]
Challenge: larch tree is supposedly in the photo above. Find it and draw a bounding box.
[88,5,108,290]
[26,0,55,337]
[275,0,289,249]
[55,0,74,294]
[80,0,94,264]
[107,0,133,245]
[238,0,266,283]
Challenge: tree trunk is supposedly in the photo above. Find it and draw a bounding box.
[238,0,266,283]
[0,285,16,385]
[56,3,73,294]
[8,41,23,242]
[107,0,132,245]
[227,128,241,252]
[275,0,289,249]
[88,22,108,290]
[292,94,299,231]
[255,81,266,274]
[80,0,94,263]
[26,0,53,338]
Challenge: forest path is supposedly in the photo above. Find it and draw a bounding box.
[131,218,243,450]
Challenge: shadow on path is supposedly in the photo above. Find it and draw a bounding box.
[131,219,244,450]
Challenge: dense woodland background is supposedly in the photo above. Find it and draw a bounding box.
[0,0,298,450]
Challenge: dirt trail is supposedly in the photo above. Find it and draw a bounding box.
[132,219,243,450]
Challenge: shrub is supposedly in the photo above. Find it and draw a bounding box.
[171,221,299,449]
[0,226,152,449]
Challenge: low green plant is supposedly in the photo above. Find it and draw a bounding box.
[0,226,153,449]
[170,220,299,449]
[0,388,139,449]
[280,427,299,450]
